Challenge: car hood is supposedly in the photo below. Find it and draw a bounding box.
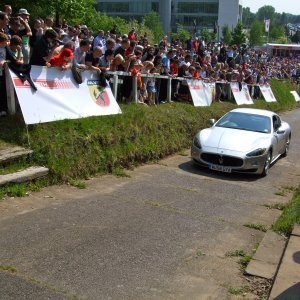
[200,127,270,152]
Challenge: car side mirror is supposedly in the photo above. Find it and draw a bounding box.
[209,119,215,126]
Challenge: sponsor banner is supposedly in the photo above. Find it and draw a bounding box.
[259,84,277,102]
[230,82,253,105]
[187,79,213,106]
[290,90,300,102]
[265,19,270,33]
[8,66,122,125]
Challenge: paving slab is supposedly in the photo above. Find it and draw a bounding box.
[292,224,300,237]
[269,234,300,300]
[0,166,49,186]
[245,230,286,279]
[0,146,33,164]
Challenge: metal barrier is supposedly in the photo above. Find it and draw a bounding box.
[5,67,263,115]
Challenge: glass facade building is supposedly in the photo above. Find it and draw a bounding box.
[95,0,242,34]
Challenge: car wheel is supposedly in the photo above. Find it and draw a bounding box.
[282,135,291,157]
[261,151,271,177]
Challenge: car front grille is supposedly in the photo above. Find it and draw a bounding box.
[201,153,243,167]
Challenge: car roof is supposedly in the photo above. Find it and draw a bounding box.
[230,108,275,118]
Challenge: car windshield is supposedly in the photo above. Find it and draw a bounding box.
[215,112,271,133]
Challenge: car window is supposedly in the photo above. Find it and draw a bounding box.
[215,112,271,133]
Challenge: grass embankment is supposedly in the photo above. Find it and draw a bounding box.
[0,79,299,186]
[273,189,300,235]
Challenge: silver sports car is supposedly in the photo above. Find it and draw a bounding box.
[191,108,291,176]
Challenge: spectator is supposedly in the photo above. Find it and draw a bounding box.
[73,38,91,69]
[0,12,9,34]
[44,16,53,30]
[85,46,102,72]
[114,38,130,59]
[3,5,12,17]
[99,49,114,72]
[6,34,23,64]
[29,19,43,48]
[0,32,9,116]
[30,28,58,66]
[17,8,32,64]
[93,30,105,49]
[46,47,74,70]
[128,28,136,41]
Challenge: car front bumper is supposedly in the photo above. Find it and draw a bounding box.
[191,144,268,175]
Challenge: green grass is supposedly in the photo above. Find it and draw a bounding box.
[69,180,87,189]
[225,249,247,257]
[263,203,286,210]
[0,79,298,188]
[244,223,268,232]
[228,286,249,295]
[272,187,300,235]
[0,265,17,273]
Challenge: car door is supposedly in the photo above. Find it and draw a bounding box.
[272,115,286,155]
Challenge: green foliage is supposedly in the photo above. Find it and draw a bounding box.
[249,21,264,46]
[257,5,276,22]
[170,24,191,43]
[244,223,267,232]
[142,11,164,43]
[269,25,286,43]
[242,7,255,28]
[225,249,246,257]
[272,188,300,235]
[0,265,17,273]
[231,22,246,45]
[222,24,232,45]
[201,28,216,43]
[228,286,249,295]
[291,31,300,43]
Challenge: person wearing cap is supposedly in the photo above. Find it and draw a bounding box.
[30,29,59,66]
[17,8,31,64]
[46,47,75,70]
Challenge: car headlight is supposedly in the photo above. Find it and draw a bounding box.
[246,148,267,157]
[193,136,202,149]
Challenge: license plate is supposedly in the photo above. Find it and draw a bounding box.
[209,164,232,173]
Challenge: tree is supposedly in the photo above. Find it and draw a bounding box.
[257,5,276,22]
[222,24,232,45]
[141,11,164,43]
[201,28,216,42]
[269,25,286,43]
[242,7,255,28]
[170,24,190,43]
[291,31,300,43]
[249,21,264,46]
[231,22,246,45]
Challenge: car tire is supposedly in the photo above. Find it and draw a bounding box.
[282,135,291,157]
[261,151,272,177]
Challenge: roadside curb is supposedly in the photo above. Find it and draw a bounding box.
[268,224,300,299]
[245,230,286,280]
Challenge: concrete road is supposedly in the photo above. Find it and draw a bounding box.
[0,109,300,300]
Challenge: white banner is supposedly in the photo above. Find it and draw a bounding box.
[265,19,270,33]
[8,66,122,125]
[231,82,253,105]
[259,84,277,102]
[290,90,300,102]
[187,79,213,106]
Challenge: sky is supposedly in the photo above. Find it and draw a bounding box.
[243,0,300,15]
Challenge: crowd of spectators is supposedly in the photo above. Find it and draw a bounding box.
[0,4,300,115]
